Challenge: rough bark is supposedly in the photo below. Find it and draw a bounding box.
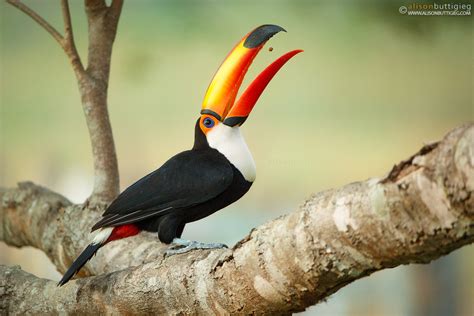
[1,124,472,315]
[6,0,123,204]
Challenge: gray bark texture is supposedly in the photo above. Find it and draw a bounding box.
[1,123,473,315]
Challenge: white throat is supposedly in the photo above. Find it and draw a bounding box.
[206,124,256,182]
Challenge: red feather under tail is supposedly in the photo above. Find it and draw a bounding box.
[105,224,141,243]
[58,224,141,286]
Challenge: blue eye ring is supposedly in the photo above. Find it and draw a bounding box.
[203,117,215,128]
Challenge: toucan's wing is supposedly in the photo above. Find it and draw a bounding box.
[91,149,233,230]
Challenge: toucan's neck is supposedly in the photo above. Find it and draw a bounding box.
[193,118,209,150]
[206,123,256,182]
[192,117,256,181]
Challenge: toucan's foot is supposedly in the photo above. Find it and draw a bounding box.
[165,238,228,256]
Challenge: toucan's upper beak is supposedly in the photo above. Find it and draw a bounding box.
[201,24,303,126]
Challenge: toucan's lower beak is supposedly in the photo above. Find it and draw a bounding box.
[201,24,302,126]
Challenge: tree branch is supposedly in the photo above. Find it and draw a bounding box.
[77,0,123,204]
[0,182,167,277]
[61,0,74,38]
[84,0,122,83]
[6,0,64,45]
[1,124,473,314]
[109,0,124,15]
[61,0,85,79]
[6,0,122,204]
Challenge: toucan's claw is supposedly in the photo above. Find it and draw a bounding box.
[165,238,228,256]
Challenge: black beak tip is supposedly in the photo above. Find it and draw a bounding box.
[244,24,286,49]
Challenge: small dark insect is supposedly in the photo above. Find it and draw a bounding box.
[269,47,273,52]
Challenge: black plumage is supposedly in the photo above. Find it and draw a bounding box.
[92,120,252,243]
[58,24,300,286]
[57,243,101,286]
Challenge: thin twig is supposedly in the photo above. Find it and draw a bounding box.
[6,0,64,45]
[6,0,85,78]
[60,0,85,77]
[61,0,73,39]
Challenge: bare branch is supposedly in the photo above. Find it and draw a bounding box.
[74,0,124,204]
[0,182,165,276]
[6,0,122,204]
[61,0,73,37]
[84,0,122,83]
[60,0,85,78]
[6,0,84,78]
[1,124,473,314]
[6,0,64,45]
[109,0,124,16]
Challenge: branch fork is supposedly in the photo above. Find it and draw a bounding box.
[6,0,123,204]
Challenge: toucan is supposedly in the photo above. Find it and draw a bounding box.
[58,24,302,286]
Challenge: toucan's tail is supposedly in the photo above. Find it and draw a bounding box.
[57,243,102,286]
[57,225,140,286]
[58,226,114,286]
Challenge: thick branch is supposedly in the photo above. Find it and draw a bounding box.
[78,0,123,203]
[1,124,473,314]
[84,0,122,83]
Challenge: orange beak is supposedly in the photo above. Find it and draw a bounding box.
[201,24,303,126]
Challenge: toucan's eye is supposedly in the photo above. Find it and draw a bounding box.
[203,117,215,128]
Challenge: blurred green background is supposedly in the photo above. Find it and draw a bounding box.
[1,1,472,315]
